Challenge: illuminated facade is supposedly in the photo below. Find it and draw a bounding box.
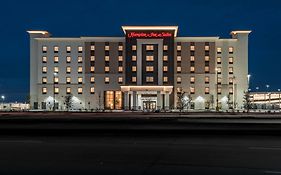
[250,92,281,110]
[28,26,251,111]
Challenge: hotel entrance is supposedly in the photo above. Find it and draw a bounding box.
[143,101,157,110]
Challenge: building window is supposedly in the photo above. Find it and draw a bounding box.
[90,66,95,73]
[229,67,234,74]
[177,76,182,84]
[54,46,59,53]
[146,56,154,61]
[205,87,210,94]
[229,57,234,64]
[190,87,195,94]
[105,66,110,73]
[229,77,233,84]
[132,77,137,82]
[91,45,95,51]
[190,45,195,51]
[177,56,181,62]
[190,66,195,73]
[54,87,59,94]
[78,66,83,73]
[146,66,154,72]
[218,87,222,94]
[132,66,137,72]
[105,91,114,109]
[42,46,47,53]
[105,77,110,84]
[54,67,59,73]
[118,45,123,51]
[132,56,137,61]
[90,76,95,83]
[118,66,123,73]
[42,77,47,84]
[163,66,168,72]
[177,66,181,73]
[66,46,71,53]
[78,46,83,53]
[66,77,71,84]
[66,56,71,63]
[217,57,222,64]
[90,87,95,94]
[205,56,210,61]
[229,47,234,54]
[218,77,222,84]
[118,56,123,62]
[118,77,123,84]
[66,67,71,74]
[78,56,83,63]
[146,76,154,83]
[146,45,154,51]
[190,56,195,61]
[78,77,83,84]
[42,56,47,63]
[190,76,195,84]
[217,47,222,54]
[42,87,47,94]
[217,67,222,74]
[78,87,83,94]
[205,45,210,51]
[163,56,168,61]
[54,77,59,84]
[54,56,59,63]
[91,56,95,61]
[205,66,210,73]
[105,56,110,62]
[229,87,233,94]
[163,77,168,82]
[205,76,210,84]
[132,45,137,51]
[66,87,71,94]
[177,45,182,51]
[163,45,168,51]
[105,45,110,51]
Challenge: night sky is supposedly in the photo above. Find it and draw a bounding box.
[0,0,280,102]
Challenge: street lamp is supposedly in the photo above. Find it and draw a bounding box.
[247,74,251,90]
[256,87,259,91]
[1,95,5,110]
[215,68,219,112]
[266,85,270,110]
[278,89,281,112]
[53,73,57,111]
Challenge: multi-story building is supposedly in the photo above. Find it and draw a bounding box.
[28,26,251,111]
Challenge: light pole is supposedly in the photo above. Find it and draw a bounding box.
[266,84,270,110]
[256,87,259,91]
[233,76,236,110]
[1,95,5,110]
[215,68,219,112]
[247,74,251,89]
[278,89,280,112]
[53,73,57,111]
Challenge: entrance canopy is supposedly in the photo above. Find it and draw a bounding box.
[121,86,173,94]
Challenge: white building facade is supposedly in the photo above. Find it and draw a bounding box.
[28,26,251,111]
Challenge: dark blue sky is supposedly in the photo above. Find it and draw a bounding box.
[0,0,280,102]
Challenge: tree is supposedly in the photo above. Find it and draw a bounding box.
[243,91,252,112]
[26,95,30,104]
[177,88,190,112]
[64,94,73,111]
[210,94,215,110]
[227,94,232,110]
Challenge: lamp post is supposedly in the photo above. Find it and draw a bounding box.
[1,95,5,111]
[278,89,280,112]
[266,84,270,110]
[233,76,236,110]
[53,73,57,111]
[256,87,259,91]
[216,68,219,112]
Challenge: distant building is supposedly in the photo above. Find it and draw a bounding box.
[0,103,29,111]
[27,26,251,111]
[250,92,281,110]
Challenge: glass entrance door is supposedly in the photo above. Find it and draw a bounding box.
[143,101,157,111]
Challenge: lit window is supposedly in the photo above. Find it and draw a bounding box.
[66,87,71,94]
[146,56,154,61]
[229,47,234,53]
[177,56,181,62]
[218,87,222,94]
[118,77,123,83]
[163,56,168,61]
[42,77,47,84]
[132,45,137,51]
[118,56,123,62]
[205,66,210,73]
[146,66,154,72]
[78,56,83,63]
[132,77,137,82]
[118,66,123,73]
[66,67,71,73]
[105,66,110,72]
[90,76,95,83]
[146,45,154,51]
[90,87,95,94]
[78,87,83,94]
[177,76,182,83]
[190,87,195,94]
[54,87,59,94]
[91,45,95,51]
[218,77,222,84]
[42,56,47,63]
[229,57,234,64]
[205,46,210,51]
[217,47,222,53]
[229,87,233,94]
[54,77,59,84]
[66,46,71,53]
[190,66,195,72]
[190,56,195,61]
[78,66,83,73]
[42,46,47,52]
[66,77,71,84]
[146,76,154,82]
[132,66,137,72]
[229,67,234,74]
[132,56,137,61]
[163,77,168,82]
[205,56,210,61]
[78,46,83,53]
[205,76,210,84]
[163,66,168,72]
[42,87,47,94]
[190,45,195,51]
[177,45,182,51]
[177,67,181,73]
[118,45,123,51]
[78,77,83,84]
[205,87,210,94]
[105,77,110,83]
[66,56,71,63]
[90,56,95,61]
[54,46,59,52]
[90,66,95,73]
[54,56,59,63]
[217,67,222,74]
[54,67,59,73]
[217,57,222,64]
[229,77,233,84]
[190,76,195,84]
[105,45,110,51]
[163,45,168,51]
[105,56,110,62]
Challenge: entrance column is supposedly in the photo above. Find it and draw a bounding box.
[164,93,169,110]
[157,91,162,110]
[124,91,129,110]
[132,91,137,110]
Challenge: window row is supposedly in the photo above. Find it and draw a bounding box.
[42,76,124,84]
[90,45,124,51]
[42,87,95,94]
[42,66,124,74]
[176,87,234,95]
[42,46,83,53]
[42,56,83,63]
[217,47,234,54]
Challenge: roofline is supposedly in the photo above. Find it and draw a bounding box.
[27,30,49,35]
[122,26,178,37]
[230,31,252,35]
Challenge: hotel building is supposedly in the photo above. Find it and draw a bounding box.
[28,26,251,111]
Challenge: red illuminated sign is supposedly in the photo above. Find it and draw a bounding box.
[128,32,172,38]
